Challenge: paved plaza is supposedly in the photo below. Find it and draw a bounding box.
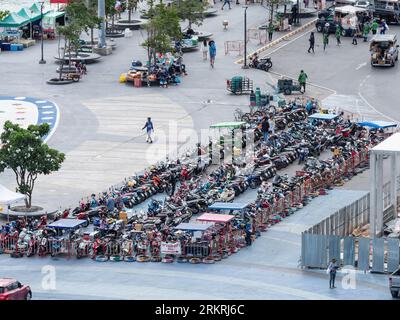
[0,2,398,299]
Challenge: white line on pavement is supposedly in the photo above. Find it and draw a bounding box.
[356,62,367,70]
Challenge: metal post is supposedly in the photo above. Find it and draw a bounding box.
[391,153,397,219]
[39,2,46,64]
[242,6,249,69]
[370,152,376,237]
[98,0,106,48]
[376,153,384,237]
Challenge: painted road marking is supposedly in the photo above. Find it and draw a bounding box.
[356,62,367,70]
[0,96,60,142]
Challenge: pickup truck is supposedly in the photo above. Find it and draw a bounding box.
[389,268,400,298]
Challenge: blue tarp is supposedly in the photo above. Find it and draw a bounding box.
[308,113,338,120]
[47,219,86,229]
[208,202,250,211]
[357,121,397,129]
[174,223,214,232]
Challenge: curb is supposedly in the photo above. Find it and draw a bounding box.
[235,18,317,65]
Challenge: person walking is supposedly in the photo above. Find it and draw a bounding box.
[209,40,216,68]
[298,70,308,94]
[323,32,329,51]
[363,22,370,42]
[221,0,231,10]
[142,117,154,143]
[352,31,358,45]
[327,258,339,289]
[380,19,389,34]
[307,32,315,53]
[371,19,379,35]
[335,25,341,46]
[201,40,208,60]
[267,20,274,42]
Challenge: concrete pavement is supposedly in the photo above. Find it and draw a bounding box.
[0,3,395,300]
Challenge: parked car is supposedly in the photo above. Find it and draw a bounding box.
[389,267,400,298]
[0,278,32,300]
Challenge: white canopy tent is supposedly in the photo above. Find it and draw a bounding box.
[0,184,26,215]
[370,132,400,237]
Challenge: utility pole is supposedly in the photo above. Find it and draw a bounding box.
[242,6,249,69]
[98,0,106,48]
[39,1,46,64]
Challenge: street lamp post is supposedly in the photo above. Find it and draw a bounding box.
[39,1,46,64]
[242,6,249,69]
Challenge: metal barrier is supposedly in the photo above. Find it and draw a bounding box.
[224,40,244,56]
[301,233,400,273]
[246,29,266,45]
[184,242,210,257]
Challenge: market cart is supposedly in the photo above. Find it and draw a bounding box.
[308,113,338,124]
[358,120,398,138]
[226,76,253,95]
[196,213,237,257]
[209,121,246,163]
[47,219,87,258]
[208,202,258,245]
[277,78,301,95]
[173,222,215,262]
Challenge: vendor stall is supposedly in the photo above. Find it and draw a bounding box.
[196,213,239,256]
[0,184,26,218]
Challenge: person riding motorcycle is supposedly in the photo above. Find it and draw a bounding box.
[250,53,259,68]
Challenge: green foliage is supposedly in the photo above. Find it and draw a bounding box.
[174,0,207,27]
[142,4,182,59]
[0,121,65,208]
[0,10,10,21]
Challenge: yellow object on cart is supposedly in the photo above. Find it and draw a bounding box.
[119,73,127,83]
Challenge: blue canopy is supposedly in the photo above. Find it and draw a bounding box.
[308,113,338,120]
[208,202,250,211]
[47,219,86,229]
[174,222,214,232]
[357,121,397,129]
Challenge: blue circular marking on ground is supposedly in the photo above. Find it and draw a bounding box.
[0,96,59,141]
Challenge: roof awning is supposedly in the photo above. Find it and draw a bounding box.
[44,10,66,19]
[17,8,42,24]
[372,132,400,154]
[208,202,250,211]
[174,222,214,232]
[358,121,398,129]
[308,113,338,121]
[210,121,246,129]
[0,12,29,28]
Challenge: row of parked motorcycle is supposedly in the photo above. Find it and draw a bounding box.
[0,99,389,261]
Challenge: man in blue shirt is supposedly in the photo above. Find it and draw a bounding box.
[142,117,154,143]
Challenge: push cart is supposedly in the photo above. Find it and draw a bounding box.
[227,76,253,95]
[277,78,301,95]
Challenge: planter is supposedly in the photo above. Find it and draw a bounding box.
[124,255,136,262]
[110,255,121,262]
[136,255,150,262]
[212,255,222,261]
[202,257,215,264]
[161,256,174,263]
[114,19,146,30]
[177,256,188,263]
[189,257,202,264]
[47,78,74,85]
[95,255,108,262]
[151,255,162,263]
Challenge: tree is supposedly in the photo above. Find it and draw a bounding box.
[265,0,288,23]
[0,121,65,208]
[105,0,117,29]
[0,10,10,21]
[174,0,207,28]
[142,4,182,65]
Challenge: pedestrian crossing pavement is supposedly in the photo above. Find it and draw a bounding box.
[322,94,398,123]
[35,93,195,200]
